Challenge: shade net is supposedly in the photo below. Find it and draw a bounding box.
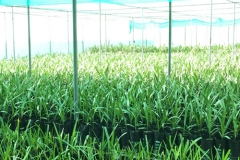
[0,0,181,6]
[129,18,240,32]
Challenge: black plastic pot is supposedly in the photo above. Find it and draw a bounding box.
[165,129,179,150]
[29,119,42,131]
[228,139,240,160]
[113,126,121,140]
[11,117,35,132]
[142,130,154,149]
[129,130,141,152]
[65,120,74,135]
[214,138,227,157]
[89,124,102,141]
[120,128,129,149]
[54,121,74,135]
[189,131,201,145]
[76,123,89,143]
[153,130,165,154]
[18,119,27,132]
[177,132,190,144]
[101,126,112,142]
[201,138,214,160]
[44,121,54,134]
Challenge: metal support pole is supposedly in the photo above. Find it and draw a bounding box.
[49,16,52,54]
[206,23,208,46]
[218,22,220,45]
[159,28,161,46]
[81,22,85,53]
[209,0,212,65]
[4,12,8,59]
[81,24,84,53]
[190,19,192,46]
[99,2,102,61]
[168,2,172,79]
[72,0,79,120]
[67,12,70,54]
[132,17,135,50]
[141,8,144,58]
[153,18,156,45]
[195,26,197,46]
[108,18,110,46]
[146,27,147,47]
[232,3,236,61]
[184,26,186,46]
[228,26,229,46]
[12,7,16,61]
[105,14,107,54]
[27,6,32,75]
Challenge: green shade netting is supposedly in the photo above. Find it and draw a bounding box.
[129,18,240,32]
[0,0,184,6]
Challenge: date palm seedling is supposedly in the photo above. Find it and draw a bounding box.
[231,105,240,140]
[215,97,232,139]
[203,88,219,139]
[154,100,169,131]
[142,102,154,130]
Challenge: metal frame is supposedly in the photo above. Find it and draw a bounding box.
[27,6,32,75]
[49,15,52,54]
[141,7,144,58]
[12,7,16,61]
[99,2,102,61]
[209,0,213,65]
[233,2,236,61]
[4,12,8,59]
[72,0,78,120]
[168,1,172,79]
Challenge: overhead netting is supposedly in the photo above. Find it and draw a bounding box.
[0,0,179,6]
[130,18,240,32]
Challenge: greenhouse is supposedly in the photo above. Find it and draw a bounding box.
[0,0,240,159]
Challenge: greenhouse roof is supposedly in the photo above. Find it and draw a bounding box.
[0,0,239,21]
[0,0,181,6]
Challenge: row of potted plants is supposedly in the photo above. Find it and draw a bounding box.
[1,71,239,139]
[0,45,239,159]
[88,43,240,54]
[3,117,239,159]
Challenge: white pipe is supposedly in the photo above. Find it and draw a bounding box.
[146,26,148,47]
[108,18,110,46]
[218,21,220,45]
[132,17,135,50]
[82,23,84,53]
[209,0,212,65]
[4,12,8,59]
[49,16,52,54]
[105,14,107,54]
[228,26,229,46]
[190,19,192,46]
[99,2,102,61]
[12,7,16,61]
[142,8,144,58]
[67,11,70,54]
[206,23,208,46]
[232,3,236,61]
[159,28,161,46]
[184,27,186,46]
[153,18,156,45]
[195,26,197,46]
